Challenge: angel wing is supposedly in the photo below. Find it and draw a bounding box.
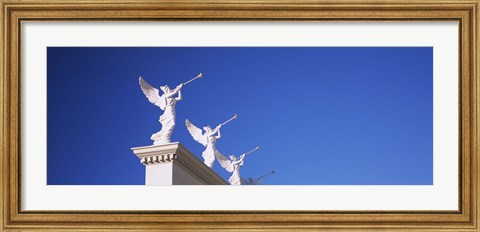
[214,150,234,172]
[185,119,207,146]
[139,77,166,110]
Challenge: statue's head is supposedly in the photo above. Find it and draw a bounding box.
[203,126,211,132]
[159,85,170,93]
[229,155,236,161]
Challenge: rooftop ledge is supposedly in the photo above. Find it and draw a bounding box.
[131,143,228,185]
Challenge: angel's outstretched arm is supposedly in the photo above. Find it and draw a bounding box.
[212,124,221,138]
[175,89,182,101]
[173,83,184,94]
[232,154,245,165]
[213,124,222,133]
[238,154,246,162]
[166,83,183,98]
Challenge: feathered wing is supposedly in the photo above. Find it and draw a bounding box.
[185,119,207,146]
[214,150,234,172]
[139,77,166,110]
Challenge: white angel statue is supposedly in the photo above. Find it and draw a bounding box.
[139,77,184,145]
[185,115,237,168]
[185,119,223,168]
[215,146,259,185]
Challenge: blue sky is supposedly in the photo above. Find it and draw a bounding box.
[47,47,433,185]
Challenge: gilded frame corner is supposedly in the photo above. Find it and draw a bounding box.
[1,0,479,231]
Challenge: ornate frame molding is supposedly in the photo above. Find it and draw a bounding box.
[1,0,478,231]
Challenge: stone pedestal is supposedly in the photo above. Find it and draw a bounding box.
[131,143,228,185]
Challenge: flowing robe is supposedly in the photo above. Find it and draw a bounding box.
[151,96,176,144]
[202,134,217,168]
[228,159,244,185]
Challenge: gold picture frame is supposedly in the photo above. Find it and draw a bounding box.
[1,0,478,231]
